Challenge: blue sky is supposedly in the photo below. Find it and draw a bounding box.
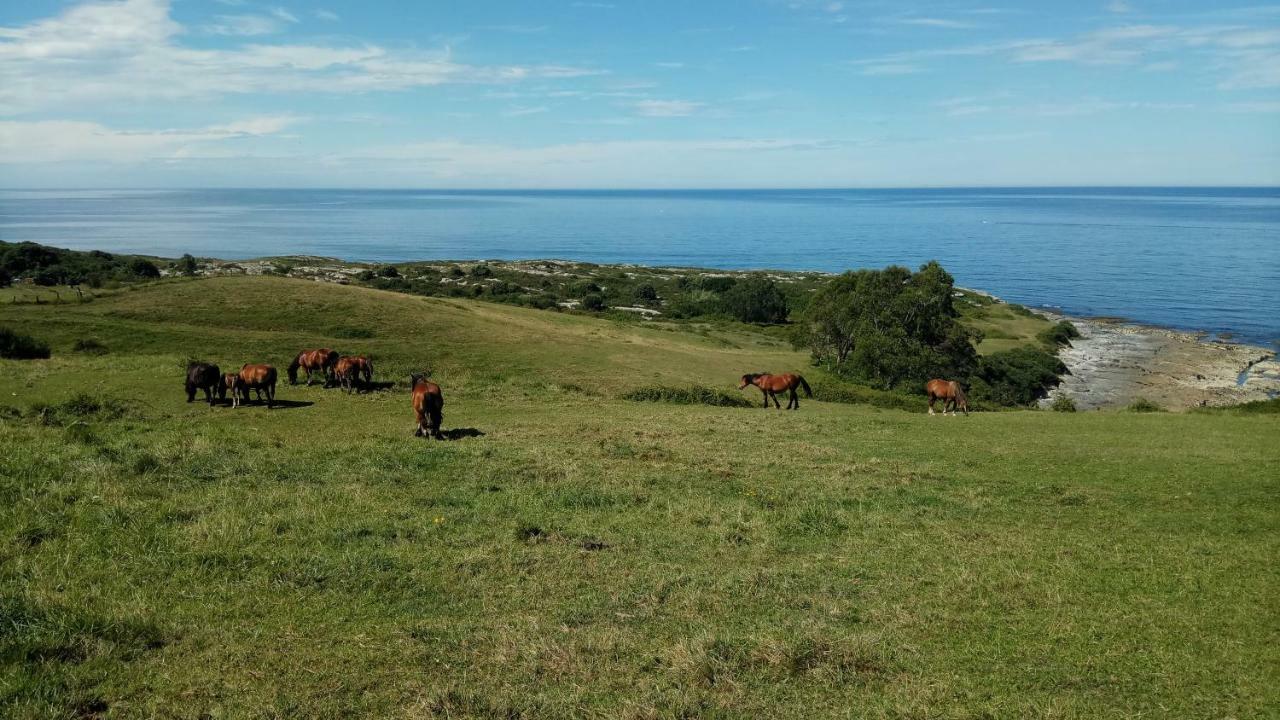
[1,0,1278,187]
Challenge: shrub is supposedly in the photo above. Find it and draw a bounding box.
[378,265,400,278]
[622,385,754,408]
[1039,320,1081,347]
[469,264,493,278]
[970,347,1067,406]
[72,338,108,355]
[1050,393,1077,412]
[580,294,606,312]
[0,327,51,359]
[128,258,161,278]
[175,254,198,276]
[720,274,789,324]
[1127,397,1164,413]
[632,283,659,305]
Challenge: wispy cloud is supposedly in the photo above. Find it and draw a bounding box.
[1106,1,1133,13]
[503,105,549,116]
[0,0,606,114]
[204,14,287,36]
[634,99,703,117]
[0,116,300,163]
[895,18,980,30]
[315,9,339,22]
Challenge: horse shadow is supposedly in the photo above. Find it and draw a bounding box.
[440,428,485,441]
[263,399,314,410]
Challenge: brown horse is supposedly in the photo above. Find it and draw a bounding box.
[287,348,338,386]
[410,372,444,439]
[218,372,238,403]
[926,379,968,416]
[333,355,374,393]
[232,364,278,408]
[739,372,813,410]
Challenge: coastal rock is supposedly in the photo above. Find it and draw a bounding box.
[1042,314,1280,411]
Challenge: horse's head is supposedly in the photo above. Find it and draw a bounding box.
[738,373,756,390]
[286,354,301,384]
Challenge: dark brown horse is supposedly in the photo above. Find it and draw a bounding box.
[739,372,813,410]
[232,364,278,408]
[410,372,444,439]
[185,362,221,406]
[926,379,968,416]
[287,348,338,386]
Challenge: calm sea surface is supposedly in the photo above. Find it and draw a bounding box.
[1,187,1277,346]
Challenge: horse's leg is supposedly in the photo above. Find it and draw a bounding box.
[789,387,798,410]
[267,383,275,409]
[771,391,781,409]
[761,390,769,409]
[928,394,935,415]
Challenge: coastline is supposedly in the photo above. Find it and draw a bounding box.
[1036,312,1280,411]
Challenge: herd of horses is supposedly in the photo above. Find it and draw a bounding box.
[186,355,968,437]
[183,348,446,438]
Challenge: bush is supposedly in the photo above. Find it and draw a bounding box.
[632,283,659,305]
[378,265,400,278]
[580,294,606,312]
[622,385,753,408]
[470,264,493,278]
[970,347,1066,406]
[0,327,51,359]
[1050,393,1077,412]
[809,381,919,411]
[128,258,161,278]
[175,254,198,276]
[1127,397,1164,413]
[72,338,108,355]
[1038,320,1081,347]
[720,274,789,324]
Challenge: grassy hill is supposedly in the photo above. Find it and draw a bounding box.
[2,277,1277,718]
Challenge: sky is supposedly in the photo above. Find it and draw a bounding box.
[0,0,1278,188]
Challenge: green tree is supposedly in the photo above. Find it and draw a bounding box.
[176,254,198,276]
[128,258,161,279]
[793,261,978,389]
[720,274,789,324]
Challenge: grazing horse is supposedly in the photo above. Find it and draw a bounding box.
[287,348,338,386]
[410,372,444,439]
[232,364,278,408]
[219,373,238,403]
[926,379,968,416]
[333,356,359,394]
[185,362,221,406]
[739,372,813,410]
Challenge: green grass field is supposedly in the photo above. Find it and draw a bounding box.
[2,277,1277,718]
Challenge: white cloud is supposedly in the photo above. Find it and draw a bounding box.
[634,99,703,117]
[897,18,979,29]
[204,14,287,36]
[270,7,299,24]
[503,105,549,116]
[859,63,923,76]
[0,116,300,163]
[315,9,339,22]
[0,0,604,114]
[1107,1,1133,13]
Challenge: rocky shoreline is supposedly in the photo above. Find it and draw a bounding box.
[1038,313,1280,411]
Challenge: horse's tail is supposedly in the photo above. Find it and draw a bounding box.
[364,359,374,382]
[286,353,301,384]
[797,375,812,398]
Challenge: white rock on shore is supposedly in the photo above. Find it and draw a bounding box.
[1041,313,1279,411]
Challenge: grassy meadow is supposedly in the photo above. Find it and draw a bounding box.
[2,276,1277,718]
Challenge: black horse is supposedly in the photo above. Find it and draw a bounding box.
[185,362,222,406]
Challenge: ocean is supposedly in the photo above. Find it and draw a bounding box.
[1,187,1277,347]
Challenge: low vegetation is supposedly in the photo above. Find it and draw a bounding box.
[622,384,755,407]
[1,275,1276,718]
[0,327,51,360]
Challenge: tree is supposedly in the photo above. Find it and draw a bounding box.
[128,258,161,278]
[176,254,198,276]
[793,261,978,389]
[720,274,789,324]
[632,283,659,305]
[580,294,606,312]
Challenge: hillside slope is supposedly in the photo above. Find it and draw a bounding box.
[1,277,1277,719]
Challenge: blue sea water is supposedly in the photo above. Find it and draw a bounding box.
[1,187,1277,347]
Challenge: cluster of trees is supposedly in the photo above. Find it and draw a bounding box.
[792,261,1068,406]
[0,241,162,287]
